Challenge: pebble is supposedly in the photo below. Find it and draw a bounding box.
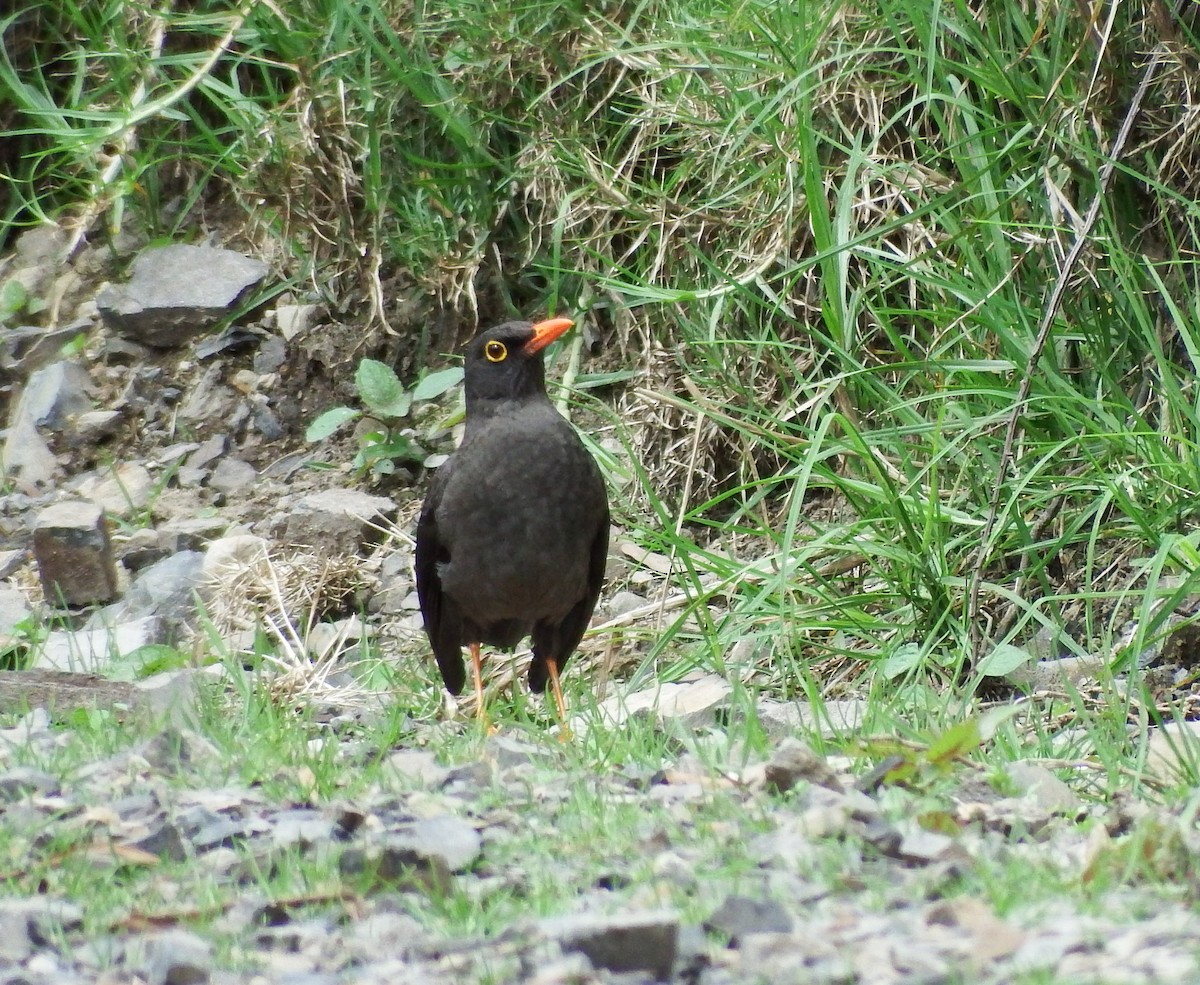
[143,928,213,985]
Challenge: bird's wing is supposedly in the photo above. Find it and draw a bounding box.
[584,500,612,628]
[529,499,610,692]
[414,466,467,694]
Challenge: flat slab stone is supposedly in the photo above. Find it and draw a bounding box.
[272,489,397,556]
[541,910,679,980]
[589,674,733,730]
[35,616,164,673]
[97,244,268,348]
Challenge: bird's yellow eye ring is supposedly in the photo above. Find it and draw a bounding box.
[485,341,508,362]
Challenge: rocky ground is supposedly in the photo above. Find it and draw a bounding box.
[3,703,1200,985]
[3,226,1200,983]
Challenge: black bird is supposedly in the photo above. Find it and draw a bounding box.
[414,317,610,725]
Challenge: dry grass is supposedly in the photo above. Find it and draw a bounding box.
[201,535,374,706]
[9,0,1200,682]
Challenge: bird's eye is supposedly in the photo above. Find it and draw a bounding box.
[485,341,508,362]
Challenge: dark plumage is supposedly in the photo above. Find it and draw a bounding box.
[414,317,609,723]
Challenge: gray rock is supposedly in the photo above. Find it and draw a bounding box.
[254,917,337,962]
[13,224,68,268]
[442,760,494,794]
[143,928,213,985]
[347,911,426,958]
[705,895,793,943]
[0,406,58,491]
[66,408,123,446]
[2,361,94,492]
[521,952,595,984]
[76,461,154,516]
[134,669,208,728]
[248,393,285,440]
[0,669,190,723]
[100,333,154,365]
[0,550,26,579]
[15,360,93,431]
[663,675,733,728]
[3,258,53,300]
[890,824,960,866]
[193,325,265,361]
[271,809,336,849]
[253,333,287,374]
[371,552,415,614]
[605,590,644,618]
[384,749,449,788]
[763,738,844,793]
[0,587,32,643]
[1147,719,1200,779]
[0,766,60,801]
[541,910,679,980]
[272,489,397,556]
[155,442,200,466]
[0,897,82,962]
[486,735,548,769]
[96,244,268,348]
[183,434,227,474]
[1009,654,1107,691]
[339,839,453,896]
[274,303,320,340]
[392,815,482,871]
[140,727,221,772]
[118,528,170,571]
[117,550,206,626]
[125,819,189,862]
[208,457,257,495]
[1006,761,1082,814]
[177,364,237,422]
[0,321,89,375]
[590,674,733,731]
[651,850,696,890]
[157,516,231,553]
[32,500,119,607]
[756,698,867,739]
[188,815,248,853]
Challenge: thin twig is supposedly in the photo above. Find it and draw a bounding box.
[64,3,256,259]
[966,28,1174,661]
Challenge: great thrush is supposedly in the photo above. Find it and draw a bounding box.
[414,317,610,726]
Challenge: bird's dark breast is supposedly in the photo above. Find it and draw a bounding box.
[433,407,604,632]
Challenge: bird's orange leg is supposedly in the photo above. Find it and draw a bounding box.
[469,642,496,734]
[545,658,572,741]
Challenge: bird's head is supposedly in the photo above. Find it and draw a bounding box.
[463,317,574,414]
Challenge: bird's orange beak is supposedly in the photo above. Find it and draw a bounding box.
[524,317,574,354]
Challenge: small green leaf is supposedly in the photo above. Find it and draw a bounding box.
[411,366,464,402]
[306,406,360,442]
[362,434,421,466]
[356,359,412,417]
[975,642,1034,678]
[880,642,922,679]
[925,718,982,767]
[118,644,190,680]
[0,279,28,319]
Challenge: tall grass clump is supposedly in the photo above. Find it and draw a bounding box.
[5,0,1200,697]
